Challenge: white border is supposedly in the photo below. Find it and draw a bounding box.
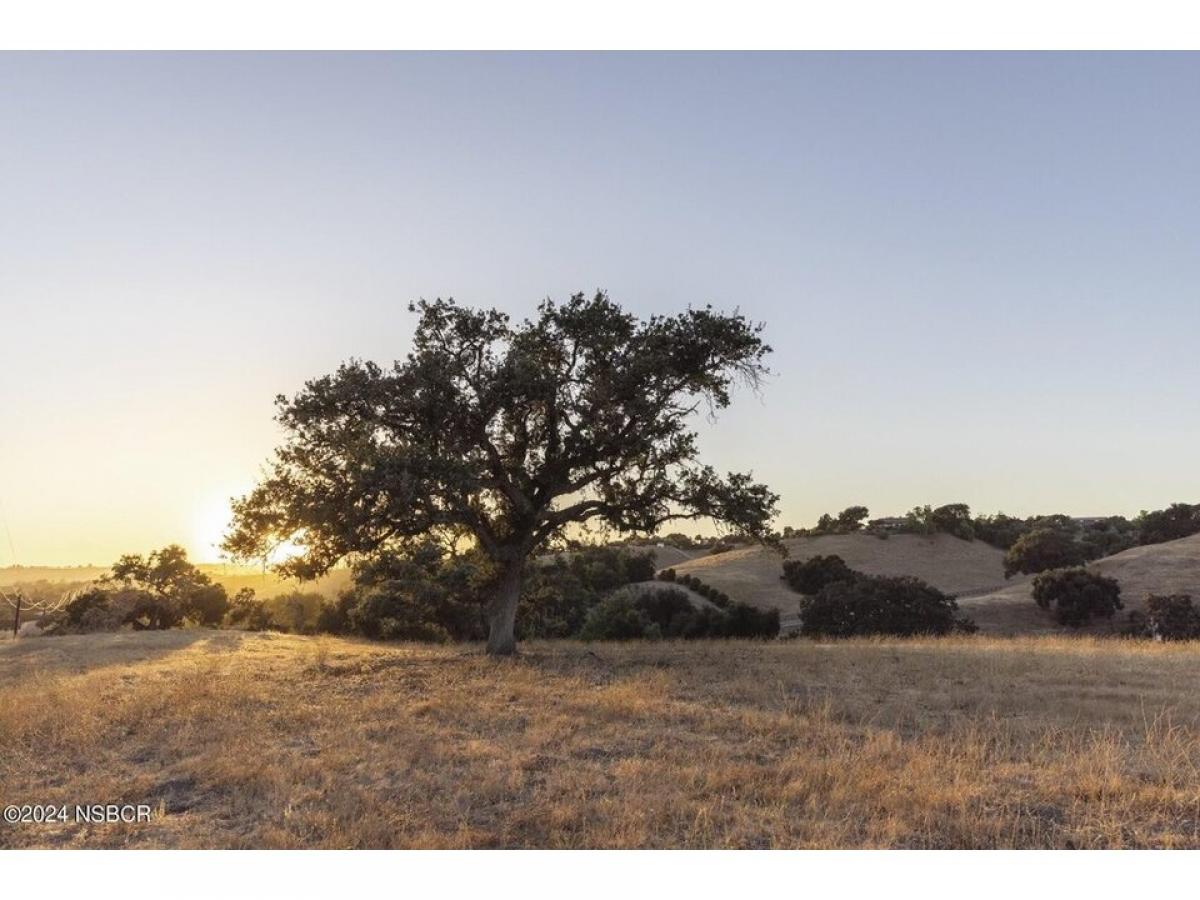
[2,849,1196,899]
[1,0,1199,50]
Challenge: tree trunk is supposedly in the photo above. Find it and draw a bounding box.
[485,560,523,656]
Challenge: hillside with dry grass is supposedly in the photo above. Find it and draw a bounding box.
[962,533,1200,634]
[4,630,1200,848]
[668,533,1013,617]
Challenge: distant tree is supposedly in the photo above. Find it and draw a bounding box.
[102,544,229,627]
[809,505,869,535]
[1031,568,1122,627]
[1135,594,1200,641]
[223,294,779,655]
[1003,527,1089,578]
[903,505,937,535]
[781,554,857,595]
[928,503,974,540]
[662,532,698,550]
[1135,503,1200,546]
[834,505,870,532]
[901,503,974,539]
[798,574,973,637]
[972,513,1029,550]
[813,513,836,534]
[1079,516,1137,559]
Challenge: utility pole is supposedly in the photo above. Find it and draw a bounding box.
[12,591,21,637]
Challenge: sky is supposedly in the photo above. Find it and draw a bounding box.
[2,52,1199,565]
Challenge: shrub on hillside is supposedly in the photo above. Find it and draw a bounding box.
[1129,594,1200,641]
[722,602,781,638]
[579,586,779,641]
[1003,527,1090,578]
[1031,568,1123,627]
[781,554,857,595]
[579,592,662,640]
[798,574,973,637]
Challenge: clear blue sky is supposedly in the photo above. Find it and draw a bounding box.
[2,52,1198,564]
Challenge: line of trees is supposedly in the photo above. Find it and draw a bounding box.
[778,502,1200,580]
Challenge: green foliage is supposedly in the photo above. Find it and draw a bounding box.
[799,574,972,637]
[1131,594,1200,641]
[334,544,487,642]
[58,546,229,633]
[579,592,662,640]
[63,587,111,628]
[122,592,186,630]
[1003,527,1090,578]
[101,544,229,627]
[902,503,974,540]
[262,591,326,633]
[1135,503,1200,546]
[928,504,974,540]
[226,588,274,631]
[975,505,1190,556]
[1031,568,1123,627]
[971,513,1028,550]
[903,505,938,535]
[1078,516,1137,559]
[321,543,658,642]
[781,554,856,595]
[579,586,778,641]
[722,602,781,637]
[519,547,658,638]
[809,506,869,535]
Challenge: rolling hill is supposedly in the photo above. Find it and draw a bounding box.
[961,533,1200,634]
[667,533,1014,617]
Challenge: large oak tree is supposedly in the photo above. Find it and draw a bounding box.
[223,292,778,654]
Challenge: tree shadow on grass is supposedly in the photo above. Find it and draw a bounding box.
[0,629,246,683]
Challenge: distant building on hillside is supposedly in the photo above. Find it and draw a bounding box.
[868,517,908,532]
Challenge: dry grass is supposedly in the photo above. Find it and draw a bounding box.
[4,630,1200,848]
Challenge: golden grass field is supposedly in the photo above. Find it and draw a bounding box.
[4,630,1200,849]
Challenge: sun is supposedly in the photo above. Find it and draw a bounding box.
[190,492,305,565]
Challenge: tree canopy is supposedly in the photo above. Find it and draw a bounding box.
[223,292,779,654]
